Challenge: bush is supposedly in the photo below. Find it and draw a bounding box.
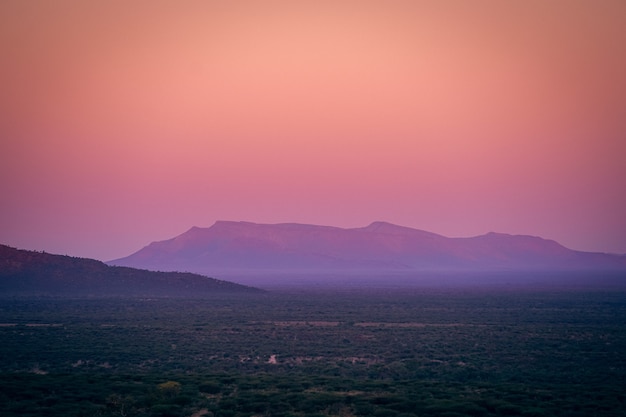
[157,381,182,399]
[151,403,182,417]
[199,381,221,394]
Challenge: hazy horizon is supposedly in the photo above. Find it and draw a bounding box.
[2,1,625,261]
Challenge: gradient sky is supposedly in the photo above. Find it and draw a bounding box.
[2,0,625,261]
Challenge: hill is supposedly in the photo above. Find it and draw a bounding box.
[110,221,626,271]
[108,221,626,288]
[0,244,261,296]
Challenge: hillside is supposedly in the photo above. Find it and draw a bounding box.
[110,221,626,273]
[0,244,261,296]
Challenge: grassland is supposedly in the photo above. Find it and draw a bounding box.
[1,288,625,416]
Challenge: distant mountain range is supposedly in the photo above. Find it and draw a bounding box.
[0,244,260,296]
[109,221,626,281]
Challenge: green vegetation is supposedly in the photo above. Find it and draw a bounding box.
[1,289,625,416]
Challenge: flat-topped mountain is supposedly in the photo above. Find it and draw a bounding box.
[109,221,626,277]
[0,244,261,296]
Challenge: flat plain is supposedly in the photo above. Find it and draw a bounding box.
[1,287,625,416]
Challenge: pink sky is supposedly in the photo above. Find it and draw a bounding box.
[1,0,625,260]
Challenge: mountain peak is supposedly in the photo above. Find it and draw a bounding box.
[361,221,442,238]
[108,221,626,279]
[364,221,397,230]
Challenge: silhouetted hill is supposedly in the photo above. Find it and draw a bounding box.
[106,221,626,288]
[0,244,261,296]
[110,221,626,273]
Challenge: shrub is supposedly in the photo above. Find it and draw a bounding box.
[157,381,182,398]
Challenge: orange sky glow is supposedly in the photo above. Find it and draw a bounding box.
[1,0,625,260]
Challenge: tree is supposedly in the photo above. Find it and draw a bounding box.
[157,381,182,399]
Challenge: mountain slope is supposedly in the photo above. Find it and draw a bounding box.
[109,221,626,274]
[0,244,261,296]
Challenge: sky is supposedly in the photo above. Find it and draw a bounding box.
[1,0,625,261]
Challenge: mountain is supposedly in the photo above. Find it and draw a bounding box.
[0,244,261,296]
[108,221,626,285]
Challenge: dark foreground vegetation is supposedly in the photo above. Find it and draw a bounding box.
[1,289,625,416]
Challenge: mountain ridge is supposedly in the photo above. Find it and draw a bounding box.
[109,221,626,276]
[0,244,261,296]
